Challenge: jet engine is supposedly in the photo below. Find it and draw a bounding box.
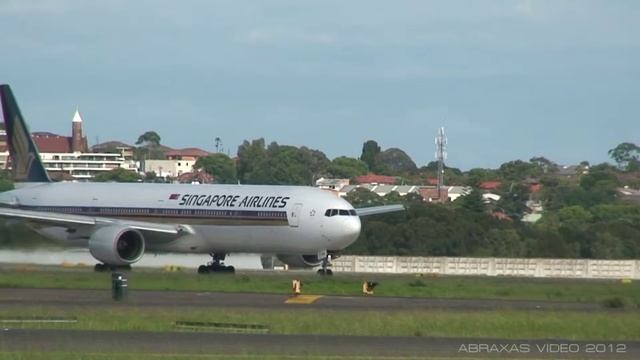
[88,226,145,266]
[276,254,323,268]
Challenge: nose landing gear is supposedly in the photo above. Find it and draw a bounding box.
[198,253,235,274]
[317,254,333,276]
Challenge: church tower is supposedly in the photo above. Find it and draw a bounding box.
[71,108,86,152]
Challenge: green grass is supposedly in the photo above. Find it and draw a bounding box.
[0,354,444,360]
[0,266,639,305]
[1,306,639,340]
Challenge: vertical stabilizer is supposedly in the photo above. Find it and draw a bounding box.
[0,85,51,182]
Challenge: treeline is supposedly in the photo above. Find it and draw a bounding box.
[2,137,640,260]
[347,197,640,259]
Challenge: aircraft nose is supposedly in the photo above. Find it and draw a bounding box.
[339,216,361,247]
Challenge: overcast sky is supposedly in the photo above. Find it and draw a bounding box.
[1,0,638,170]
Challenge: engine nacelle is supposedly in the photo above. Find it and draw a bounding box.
[276,254,323,268]
[88,226,145,266]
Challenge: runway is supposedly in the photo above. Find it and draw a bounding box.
[1,287,637,358]
[0,287,606,311]
[0,328,637,358]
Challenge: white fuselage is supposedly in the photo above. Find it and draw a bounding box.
[0,182,361,255]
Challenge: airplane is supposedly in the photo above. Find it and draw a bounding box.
[0,84,403,275]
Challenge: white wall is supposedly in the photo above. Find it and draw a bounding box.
[332,256,640,279]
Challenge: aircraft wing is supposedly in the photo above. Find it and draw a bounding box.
[355,204,405,217]
[0,207,187,234]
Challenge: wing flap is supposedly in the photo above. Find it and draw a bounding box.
[355,204,405,217]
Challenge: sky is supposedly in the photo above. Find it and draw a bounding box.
[0,0,638,170]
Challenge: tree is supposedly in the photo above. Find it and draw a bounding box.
[344,188,383,207]
[236,138,267,184]
[144,171,158,182]
[327,157,368,179]
[93,168,140,182]
[359,140,381,172]
[496,182,531,219]
[460,189,485,213]
[608,142,640,170]
[237,140,329,185]
[498,160,541,181]
[0,170,14,192]
[135,131,161,146]
[194,154,237,184]
[530,156,558,173]
[465,168,500,187]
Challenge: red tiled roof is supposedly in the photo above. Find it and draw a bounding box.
[32,134,71,153]
[426,178,438,185]
[165,148,210,157]
[479,181,501,190]
[419,187,448,202]
[354,174,396,185]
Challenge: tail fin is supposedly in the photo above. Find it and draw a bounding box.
[0,84,51,182]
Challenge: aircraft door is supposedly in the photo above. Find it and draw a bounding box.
[288,203,303,227]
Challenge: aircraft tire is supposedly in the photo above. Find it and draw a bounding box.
[197,265,210,274]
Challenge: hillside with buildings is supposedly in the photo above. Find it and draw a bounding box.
[0,113,639,259]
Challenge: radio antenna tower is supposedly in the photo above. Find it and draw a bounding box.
[435,127,447,200]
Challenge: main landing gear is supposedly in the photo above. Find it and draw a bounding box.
[198,253,235,274]
[317,254,333,276]
[94,263,131,272]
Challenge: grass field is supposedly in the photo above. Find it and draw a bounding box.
[1,266,638,306]
[1,305,639,340]
[1,267,638,359]
[0,352,435,360]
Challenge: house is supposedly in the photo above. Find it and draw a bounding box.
[91,141,135,161]
[2,110,136,180]
[419,187,449,203]
[354,174,396,185]
[618,186,640,203]
[447,186,472,201]
[315,177,350,191]
[482,193,501,203]
[164,148,209,161]
[479,181,501,191]
[522,213,543,223]
[142,147,210,178]
[144,159,194,178]
[557,165,589,178]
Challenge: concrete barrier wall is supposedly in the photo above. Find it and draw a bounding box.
[332,256,640,279]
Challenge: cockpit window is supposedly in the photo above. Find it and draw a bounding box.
[325,208,357,217]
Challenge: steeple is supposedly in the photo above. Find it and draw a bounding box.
[71,108,85,152]
[72,108,83,123]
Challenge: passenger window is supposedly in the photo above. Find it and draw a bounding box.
[339,210,349,216]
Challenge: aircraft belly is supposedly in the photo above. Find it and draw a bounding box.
[185,225,322,254]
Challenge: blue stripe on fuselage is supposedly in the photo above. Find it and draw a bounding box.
[18,205,288,223]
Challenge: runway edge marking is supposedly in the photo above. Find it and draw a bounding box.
[285,295,323,304]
